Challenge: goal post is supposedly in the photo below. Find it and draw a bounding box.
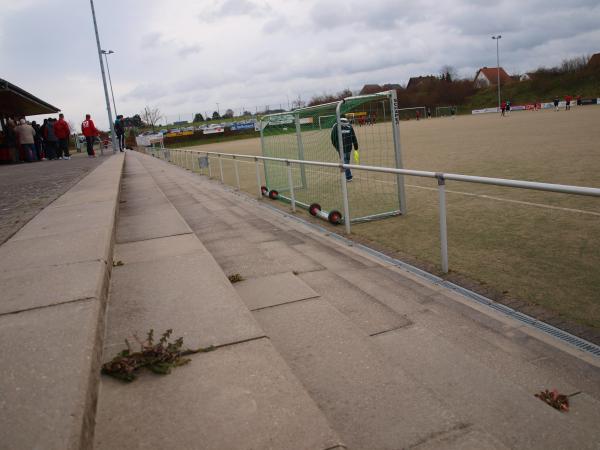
[436,105,457,117]
[260,90,407,223]
[395,106,427,121]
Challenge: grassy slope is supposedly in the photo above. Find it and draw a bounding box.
[465,68,600,110]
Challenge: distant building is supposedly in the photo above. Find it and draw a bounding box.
[587,53,600,68]
[474,67,512,87]
[359,84,383,95]
[406,76,436,90]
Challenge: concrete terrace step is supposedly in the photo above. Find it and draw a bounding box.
[0,153,125,450]
[93,153,344,450]
[135,150,600,449]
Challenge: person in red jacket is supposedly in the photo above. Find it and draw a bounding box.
[565,95,572,111]
[81,114,99,157]
[54,113,71,160]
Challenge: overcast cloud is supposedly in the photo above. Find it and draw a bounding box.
[2,0,599,128]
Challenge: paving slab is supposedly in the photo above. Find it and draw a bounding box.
[10,200,116,241]
[333,267,434,314]
[95,338,343,450]
[373,326,600,449]
[0,300,103,450]
[0,226,112,271]
[293,241,375,270]
[104,251,264,356]
[234,272,320,310]
[299,269,412,336]
[0,260,106,315]
[412,427,510,450]
[114,233,206,264]
[116,208,192,243]
[253,299,460,450]
[203,236,263,258]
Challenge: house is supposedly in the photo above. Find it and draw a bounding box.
[588,53,600,68]
[406,76,436,90]
[359,84,383,95]
[474,67,512,87]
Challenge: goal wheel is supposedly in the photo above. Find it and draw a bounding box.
[268,190,279,200]
[328,210,342,225]
[261,186,268,195]
[309,203,321,216]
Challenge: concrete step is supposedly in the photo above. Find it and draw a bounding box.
[136,151,600,449]
[93,153,344,450]
[0,154,125,450]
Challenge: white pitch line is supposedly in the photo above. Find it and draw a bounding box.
[351,175,600,217]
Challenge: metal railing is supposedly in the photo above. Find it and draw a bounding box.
[148,147,600,274]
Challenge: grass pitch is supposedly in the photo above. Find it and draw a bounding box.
[171,106,600,332]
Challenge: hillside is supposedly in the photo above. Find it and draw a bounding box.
[464,66,600,110]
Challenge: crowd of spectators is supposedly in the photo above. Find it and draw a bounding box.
[5,113,102,162]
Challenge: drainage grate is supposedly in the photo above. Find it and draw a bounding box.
[258,201,600,358]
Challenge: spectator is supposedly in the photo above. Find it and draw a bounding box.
[44,118,58,160]
[54,113,71,160]
[6,116,19,162]
[114,115,125,152]
[330,117,359,182]
[81,114,99,157]
[14,119,37,162]
[31,121,44,160]
[565,94,572,111]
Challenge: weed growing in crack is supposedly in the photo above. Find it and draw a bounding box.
[102,329,214,382]
[228,273,244,283]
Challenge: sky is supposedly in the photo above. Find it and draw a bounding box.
[2,0,599,129]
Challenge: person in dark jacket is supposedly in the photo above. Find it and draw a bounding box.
[330,117,359,181]
[31,121,43,160]
[114,115,125,152]
[43,118,58,160]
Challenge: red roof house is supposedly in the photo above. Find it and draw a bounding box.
[474,67,512,87]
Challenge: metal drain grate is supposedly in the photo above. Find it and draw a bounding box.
[258,201,600,358]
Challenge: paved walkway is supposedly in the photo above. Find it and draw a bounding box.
[0,152,108,244]
[102,151,600,449]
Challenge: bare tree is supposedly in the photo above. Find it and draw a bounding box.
[141,106,163,131]
[440,65,458,82]
[67,120,76,135]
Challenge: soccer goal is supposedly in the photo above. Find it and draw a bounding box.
[436,105,457,117]
[259,91,407,223]
[396,106,427,121]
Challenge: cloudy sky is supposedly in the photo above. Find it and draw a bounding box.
[2,0,599,129]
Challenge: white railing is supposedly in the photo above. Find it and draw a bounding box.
[148,147,600,274]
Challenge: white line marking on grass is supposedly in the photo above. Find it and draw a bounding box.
[351,175,600,217]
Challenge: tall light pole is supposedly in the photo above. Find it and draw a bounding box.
[101,50,117,117]
[216,103,220,116]
[492,35,502,112]
[89,0,118,154]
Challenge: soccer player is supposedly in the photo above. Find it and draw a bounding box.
[501,101,506,116]
[565,95,572,111]
[330,117,359,182]
[553,97,560,111]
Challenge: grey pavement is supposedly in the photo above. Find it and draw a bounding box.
[94,153,344,450]
[0,153,124,450]
[0,152,109,245]
[132,150,600,450]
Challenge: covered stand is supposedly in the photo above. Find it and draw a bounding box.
[0,78,60,163]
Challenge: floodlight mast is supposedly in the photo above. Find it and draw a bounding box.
[492,35,502,112]
[90,0,118,154]
[101,50,118,117]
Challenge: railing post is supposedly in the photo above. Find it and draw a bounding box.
[437,173,449,273]
[255,158,262,199]
[218,154,224,183]
[234,156,240,190]
[208,153,212,178]
[287,161,296,212]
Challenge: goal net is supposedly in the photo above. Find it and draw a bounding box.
[396,106,427,121]
[435,105,457,117]
[260,91,407,223]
